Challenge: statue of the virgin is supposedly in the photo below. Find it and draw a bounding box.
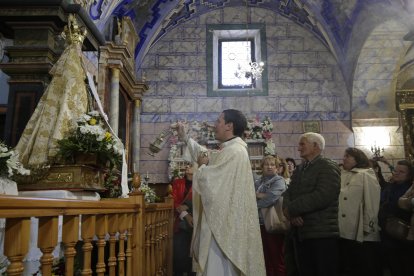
[15,14,90,169]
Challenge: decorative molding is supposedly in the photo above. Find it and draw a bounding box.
[302,120,321,133]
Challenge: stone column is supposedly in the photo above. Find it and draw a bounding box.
[109,65,121,135]
[132,99,142,173]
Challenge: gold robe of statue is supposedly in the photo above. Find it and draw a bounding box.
[183,137,266,276]
[15,16,89,168]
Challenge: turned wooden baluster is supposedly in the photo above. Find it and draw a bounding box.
[161,210,168,274]
[81,215,96,276]
[118,213,128,276]
[150,212,156,276]
[62,215,80,276]
[158,211,165,274]
[129,190,146,276]
[156,213,162,275]
[38,216,59,275]
[95,215,108,276]
[4,218,30,276]
[144,213,152,276]
[108,214,119,276]
[125,214,133,276]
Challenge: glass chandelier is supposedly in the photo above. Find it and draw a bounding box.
[235,60,265,79]
[234,1,265,80]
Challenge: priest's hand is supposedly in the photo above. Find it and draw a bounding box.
[177,204,189,213]
[184,214,193,228]
[173,122,187,142]
[197,151,209,167]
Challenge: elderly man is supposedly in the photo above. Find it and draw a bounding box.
[282,132,340,276]
[176,109,265,276]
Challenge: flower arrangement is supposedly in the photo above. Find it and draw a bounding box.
[0,141,30,177]
[139,182,159,203]
[168,144,183,179]
[102,169,122,198]
[247,117,263,140]
[261,116,273,140]
[245,116,274,141]
[57,110,123,168]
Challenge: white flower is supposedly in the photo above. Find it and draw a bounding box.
[0,143,30,177]
[113,138,124,155]
[261,116,273,132]
[139,183,158,203]
[78,114,91,123]
[264,140,276,156]
[168,145,178,161]
[88,110,100,117]
[0,151,12,158]
[0,145,8,153]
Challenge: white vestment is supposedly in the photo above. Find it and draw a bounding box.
[183,137,265,276]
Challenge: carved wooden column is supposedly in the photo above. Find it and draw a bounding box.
[132,99,142,173]
[98,17,148,171]
[109,63,122,135]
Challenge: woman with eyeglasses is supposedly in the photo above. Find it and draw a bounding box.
[285,158,296,176]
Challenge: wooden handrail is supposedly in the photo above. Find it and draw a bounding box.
[0,192,174,276]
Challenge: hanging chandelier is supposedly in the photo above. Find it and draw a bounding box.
[234,1,265,80]
[234,61,265,79]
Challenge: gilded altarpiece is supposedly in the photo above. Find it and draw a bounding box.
[396,90,414,163]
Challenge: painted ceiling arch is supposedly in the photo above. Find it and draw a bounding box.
[352,19,411,120]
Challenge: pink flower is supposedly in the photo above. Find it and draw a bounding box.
[262,131,272,140]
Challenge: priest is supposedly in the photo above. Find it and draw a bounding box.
[175,109,265,276]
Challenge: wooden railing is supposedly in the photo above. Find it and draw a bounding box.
[0,191,174,276]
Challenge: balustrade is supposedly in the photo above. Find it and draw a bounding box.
[0,192,174,275]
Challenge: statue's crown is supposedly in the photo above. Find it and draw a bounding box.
[62,14,87,45]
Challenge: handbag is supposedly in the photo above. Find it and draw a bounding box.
[261,197,291,233]
[385,216,410,240]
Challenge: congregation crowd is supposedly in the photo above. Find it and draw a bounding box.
[169,109,414,276]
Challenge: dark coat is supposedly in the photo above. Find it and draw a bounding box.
[283,155,341,241]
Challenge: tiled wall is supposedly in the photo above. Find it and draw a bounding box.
[137,7,403,183]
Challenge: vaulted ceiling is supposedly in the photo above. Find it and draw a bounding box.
[89,0,414,89]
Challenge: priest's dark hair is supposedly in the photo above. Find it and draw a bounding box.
[222,109,247,138]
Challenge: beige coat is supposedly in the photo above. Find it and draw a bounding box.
[339,168,381,242]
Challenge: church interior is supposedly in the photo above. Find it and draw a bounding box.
[0,0,414,275]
